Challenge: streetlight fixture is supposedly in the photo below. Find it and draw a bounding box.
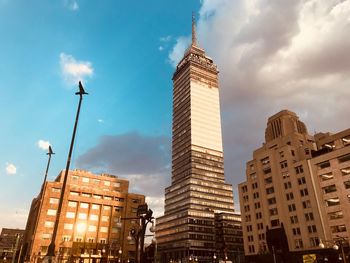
[124,204,154,263]
[319,238,347,263]
[45,81,88,263]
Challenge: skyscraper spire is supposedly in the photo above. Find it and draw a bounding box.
[192,11,197,46]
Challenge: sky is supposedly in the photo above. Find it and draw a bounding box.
[1,0,350,229]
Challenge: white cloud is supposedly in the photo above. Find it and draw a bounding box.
[97,119,104,123]
[160,35,172,42]
[146,196,165,218]
[37,139,50,151]
[158,46,164,51]
[5,163,17,175]
[64,0,79,11]
[59,53,93,85]
[168,36,191,67]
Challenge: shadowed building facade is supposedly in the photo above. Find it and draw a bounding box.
[0,228,25,263]
[22,169,145,263]
[239,110,350,262]
[156,19,241,263]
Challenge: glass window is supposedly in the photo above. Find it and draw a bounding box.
[42,233,51,240]
[269,208,278,216]
[280,161,288,169]
[292,228,301,235]
[295,239,303,249]
[305,212,314,221]
[92,204,100,210]
[47,209,57,216]
[93,179,100,184]
[66,212,75,218]
[100,227,108,233]
[266,187,274,194]
[49,198,59,204]
[82,177,90,183]
[341,167,350,176]
[320,172,333,181]
[80,203,89,208]
[331,225,347,233]
[268,197,276,205]
[264,177,272,184]
[52,188,61,193]
[72,175,79,181]
[102,216,109,222]
[325,197,340,206]
[90,214,98,221]
[70,191,79,196]
[44,221,54,228]
[290,216,298,224]
[271,219,279,227]
[322,184,337,194]
[113,182,121,187]
[328,211,343,220]
[288,204,296,212]
[302,200,311,209]
[286,192,294,200]
[298,177,306,185]
[68,201,77,207]
[307,225,317,233]
[111,227,119,233]
[104,181,111,186]
[64,223,73,230]
[318,161,330,169]
[88,225,97,232]
[295,165,304,174]
[263,167,271,174]
[78,213,87,220]
[338,154,350,163]
[300,188,309,197]
[310,237,319,247]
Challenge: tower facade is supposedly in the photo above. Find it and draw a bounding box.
[156,19,238,263]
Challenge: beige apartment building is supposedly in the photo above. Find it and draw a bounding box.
[239,110,350,262]
[22,169,145,263]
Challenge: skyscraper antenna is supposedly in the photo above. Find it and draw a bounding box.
[192,11,197,46]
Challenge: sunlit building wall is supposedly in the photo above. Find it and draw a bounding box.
[238,110,350,260]
[155,22,241,263]
[22,170,145,263]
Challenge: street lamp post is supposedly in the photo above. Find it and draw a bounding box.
[319,238,348,263]
[46,82,88,262]
[125,204,155,263]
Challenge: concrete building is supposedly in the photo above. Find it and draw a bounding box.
[22,169,145,263]
[238,110,350,262]
[156,18,242,263]
[0,228,25,263]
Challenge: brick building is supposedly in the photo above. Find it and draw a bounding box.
[22,170,145,263]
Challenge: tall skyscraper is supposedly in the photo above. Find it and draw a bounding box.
[239,110,350,262]
[156,18,240,263]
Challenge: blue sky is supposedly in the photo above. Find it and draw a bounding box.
[1,0,350,229]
